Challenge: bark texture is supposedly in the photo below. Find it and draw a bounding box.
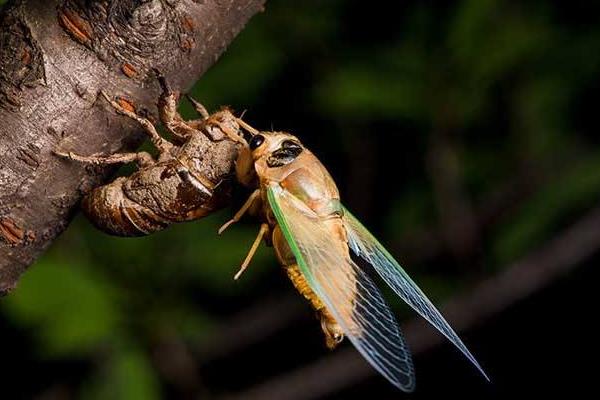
[0,0,265,294]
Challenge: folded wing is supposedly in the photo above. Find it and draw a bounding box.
[342,207,489,381]
[268,184,415,391]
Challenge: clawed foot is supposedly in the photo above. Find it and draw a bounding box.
[218,219,236,235]
[185,94,210,120]
[53,149,101,164]
[233,264,249,281]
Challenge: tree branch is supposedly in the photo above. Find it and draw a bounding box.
[0,0,265,293]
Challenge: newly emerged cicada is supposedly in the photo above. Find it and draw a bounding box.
[220,130,489,391]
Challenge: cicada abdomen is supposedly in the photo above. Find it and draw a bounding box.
[81,161,224,236]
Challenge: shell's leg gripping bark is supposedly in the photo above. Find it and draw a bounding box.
[186,94,210,120]
[100,91,174,154]
[53,151,155,168]
[156,71,202,142]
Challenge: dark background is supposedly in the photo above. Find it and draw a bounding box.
[1,0,599,398]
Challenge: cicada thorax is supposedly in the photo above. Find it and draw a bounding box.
[256,147,341,214]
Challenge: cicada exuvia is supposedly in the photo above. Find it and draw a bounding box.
[219,128,489,391]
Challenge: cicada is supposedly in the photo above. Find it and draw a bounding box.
[220,129,489,391]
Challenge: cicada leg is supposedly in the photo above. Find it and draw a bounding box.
[154,70,202,143]
[54,150,155,168]
[185,93,210,120]
[100,91,173,155]
[218,189,260,234]
[187,93,253,145]
[233,222,269,280]
[218,189,265,279]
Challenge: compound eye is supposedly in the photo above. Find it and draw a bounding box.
[281,140,301,150]
[249,134,265,150]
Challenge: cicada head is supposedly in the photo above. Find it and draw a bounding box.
[234,131,306,187]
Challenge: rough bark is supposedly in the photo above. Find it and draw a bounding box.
[0,0,265,294]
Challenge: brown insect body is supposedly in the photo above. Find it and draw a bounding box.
[58,74,245,236]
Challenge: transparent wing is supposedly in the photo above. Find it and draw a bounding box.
[342,207,490,381]
[267,184,415,391]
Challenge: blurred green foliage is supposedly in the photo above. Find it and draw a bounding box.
[2,0,600,398]
[81,348,161,400]
[4,259,120,356]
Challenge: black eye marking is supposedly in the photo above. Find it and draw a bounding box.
[267,139,304,167]
[281,140,302,150]
[249,134,265,150]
